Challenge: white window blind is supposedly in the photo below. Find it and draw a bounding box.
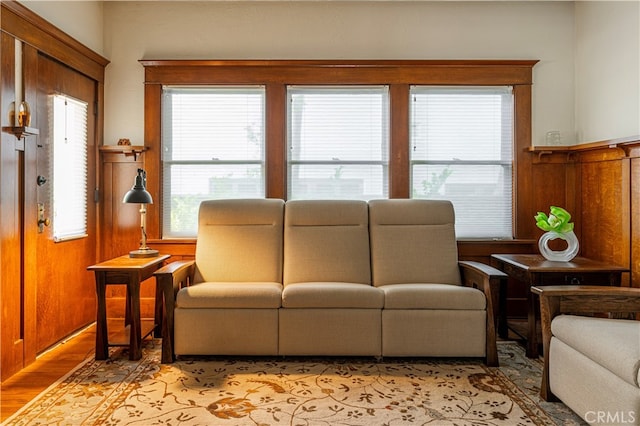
[410,86,513,239]
[52,94,88,242]
[287,86,389,200]
[162,86,265,237]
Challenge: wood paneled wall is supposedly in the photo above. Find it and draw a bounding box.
[530,139,640,288]
[100,147,160,318]
[632,155,640,288]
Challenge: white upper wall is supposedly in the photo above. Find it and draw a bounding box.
[19,1,104,55]
[21,1,639,147]
[574,1,640,143]
[102,1,575,146]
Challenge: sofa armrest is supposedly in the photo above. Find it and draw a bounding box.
[532,285,640,401]
[459,261,508,367]
[155,259,196,282]
[154,260,196,363]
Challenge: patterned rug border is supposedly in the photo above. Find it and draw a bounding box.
[3,340,585,426]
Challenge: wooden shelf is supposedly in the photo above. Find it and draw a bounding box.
[529,135,640,157]
[100,145,148,160]
[2,126,39,139]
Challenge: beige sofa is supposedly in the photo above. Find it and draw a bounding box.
[535,285,640,425]
[155,198,506,365]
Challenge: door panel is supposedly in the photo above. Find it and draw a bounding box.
[0,32,25,380]
[32,55,97,352]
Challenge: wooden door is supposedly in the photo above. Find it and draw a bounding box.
[0,46,100,381]
[1,1,107,382]
[31,55,98,352]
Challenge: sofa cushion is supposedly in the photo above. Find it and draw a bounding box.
[176,282,283,309]
[369,199,461,286]
[552,315,640,387]
[195,199,284,284]
[283,200,371,285]
[380,283,486,309]
[282,283,384,308]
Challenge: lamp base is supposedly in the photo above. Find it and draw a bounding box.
[129,248,160,258]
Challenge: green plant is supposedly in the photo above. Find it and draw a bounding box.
[414,167,453,197]
[534,206,574,234]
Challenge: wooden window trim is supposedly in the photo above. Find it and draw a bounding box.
[142,59,538,240]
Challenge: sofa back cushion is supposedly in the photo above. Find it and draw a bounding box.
[283,200,371,285]
[194,199,284,283]
[369,199,461,286]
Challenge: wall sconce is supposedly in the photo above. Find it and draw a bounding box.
[122,168,159,258]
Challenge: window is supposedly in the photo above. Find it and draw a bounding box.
[287,86,389,200]
[162,86,265,237]
[145,60,536,241]
[410,86,514,239]
[52,94,88,241]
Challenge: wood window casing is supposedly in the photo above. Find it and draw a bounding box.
[141,60,538,246]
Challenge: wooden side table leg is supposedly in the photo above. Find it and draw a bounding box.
[154,280,163,338]
[161,276,175,363]
[124,285,132,327]
[128,274,143,361]
[538,293,560,402]
[527,289,538,358]
[498,278,508,338]
[95,272,109,360]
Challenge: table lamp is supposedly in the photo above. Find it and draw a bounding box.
[122,168,159,258]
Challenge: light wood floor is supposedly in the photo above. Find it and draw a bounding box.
[0,324,97,422]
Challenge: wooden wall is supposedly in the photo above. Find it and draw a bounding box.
[530,139,639,288]
[99,147,160,318]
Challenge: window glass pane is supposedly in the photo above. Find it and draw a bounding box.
[52,94,88,242]
[412,164,512,238]
[288,86,389,200]
[410,86,513,239]
[289,164,386,200]
[162,86,265,238]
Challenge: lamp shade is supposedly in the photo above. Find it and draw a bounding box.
[123,169,153,204]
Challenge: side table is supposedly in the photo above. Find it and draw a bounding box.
[88,254,170,360]
[490,254,628,358]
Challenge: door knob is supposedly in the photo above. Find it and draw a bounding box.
[37,203,50,233]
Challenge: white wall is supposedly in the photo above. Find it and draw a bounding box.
[19,1,104,55]
[101,1,576,147]
[20,1,579,147]
[574,1,640,143]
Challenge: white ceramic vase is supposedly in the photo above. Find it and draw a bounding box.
[538,230,579,262]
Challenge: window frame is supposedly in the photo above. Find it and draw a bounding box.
[409,85,514,238]
[51,93,89,242]
[141,60,537,240]
[161,85,267,237]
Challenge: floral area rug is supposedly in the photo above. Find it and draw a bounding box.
[3,340,585,426]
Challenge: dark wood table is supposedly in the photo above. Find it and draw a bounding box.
[490,254,628,358]
[88,254,170,360]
